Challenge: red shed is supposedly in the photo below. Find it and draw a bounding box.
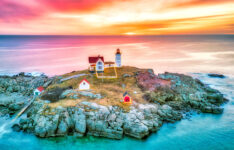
[123,92,132,104]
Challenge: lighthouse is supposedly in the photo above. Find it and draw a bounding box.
[115,48,122,67]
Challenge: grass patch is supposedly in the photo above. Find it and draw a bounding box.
[46,66,150,111]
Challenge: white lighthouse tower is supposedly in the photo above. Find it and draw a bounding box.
[115,48,122,67]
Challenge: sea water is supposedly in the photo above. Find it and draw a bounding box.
[0,35,234,150]
[0,35,234,76]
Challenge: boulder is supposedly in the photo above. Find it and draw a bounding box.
[57,120,68,135]
[41,86,72,102]
[79,91,102,99]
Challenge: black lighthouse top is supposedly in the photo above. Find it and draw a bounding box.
[116,48,121,54]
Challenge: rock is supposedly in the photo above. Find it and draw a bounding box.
[123,121,149,139]
[208,73,225,78]
[137,71,171,91]
[79,91,102,99]
[207,93,223,104]
[147,69,154,75]
[12,124,21,132]
[158,105,182,122]
[201,105,212,113]
[57,120,68,135]
[0,68,228,140]
[122,74,131,78]
[43,78,54,87]
[60,89,78,99]
[34,116,47,137]
[212,107,224,114]
[9,103,23,111]
[41,86,72,102]
[74,114,86,135]
[7,86,13,92]
[189,100,200,109]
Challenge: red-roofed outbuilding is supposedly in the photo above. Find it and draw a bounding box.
[79,79,90,90]
[34,86,44,96]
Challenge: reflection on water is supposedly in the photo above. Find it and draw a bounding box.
[0,35,234,76]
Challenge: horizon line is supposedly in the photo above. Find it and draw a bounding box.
[0,34,234,36]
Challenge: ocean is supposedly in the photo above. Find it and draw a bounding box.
[0,35,234,150]
[0,35,234,76]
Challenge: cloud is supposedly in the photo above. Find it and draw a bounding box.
[0,0,40,22]
[104,14,234,34]
[169,0,233,8]
[40,0,129,13]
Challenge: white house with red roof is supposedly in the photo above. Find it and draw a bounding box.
[88,55,105,73]
[34,86,44,96]
[79,79,90,90]
[88,49,122,73]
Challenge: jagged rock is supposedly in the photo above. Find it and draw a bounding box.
[212,107,224,114]
[34,116,47,137]
[60,89,79,99]
[1,68,228,140]
[79,91,102,99]
[9,102,24,111]
[57,119,68,135]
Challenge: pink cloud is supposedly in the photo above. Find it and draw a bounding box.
[0,0,40,22]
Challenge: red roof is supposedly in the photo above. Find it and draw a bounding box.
[37,86,44,92]
[79,79,90,85]
[124,95,131,102]
[116,48,121,54]
[88,56,104,63]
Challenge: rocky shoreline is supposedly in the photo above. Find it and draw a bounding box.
[0,69,228,139]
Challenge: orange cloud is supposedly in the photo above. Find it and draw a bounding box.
[40,0,130,13]
[170,0,234,8]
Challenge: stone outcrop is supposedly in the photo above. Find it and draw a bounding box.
[0,73,50,96]
[12,101,163,139]
[0,69,228,140]
[139,72,227,114]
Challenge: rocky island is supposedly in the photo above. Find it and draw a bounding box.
[0,66,227,139]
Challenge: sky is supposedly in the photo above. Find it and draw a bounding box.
[0,0,234,35]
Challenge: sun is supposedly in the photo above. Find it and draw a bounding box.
[124,32,136,35]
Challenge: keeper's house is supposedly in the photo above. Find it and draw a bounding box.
[88,55,105,73]
[88,49,122,73]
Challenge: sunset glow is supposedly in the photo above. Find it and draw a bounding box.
[0,0,234,35]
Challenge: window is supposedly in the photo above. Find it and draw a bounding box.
[98,61,102,65]
[83,82,85,85]
[98,66,102,70]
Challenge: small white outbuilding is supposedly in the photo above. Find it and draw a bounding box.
[79,79,90,90]
[34,86,44,96]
